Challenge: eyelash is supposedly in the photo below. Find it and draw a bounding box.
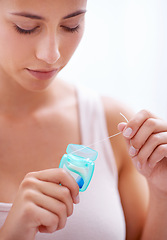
[14,25,39,35]
[14,25,80,35]
[61,25,80,33]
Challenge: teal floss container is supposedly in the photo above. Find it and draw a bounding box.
[59,144,98,192]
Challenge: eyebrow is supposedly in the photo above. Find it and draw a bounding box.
[63,10,87,19]
[10,9,87,21]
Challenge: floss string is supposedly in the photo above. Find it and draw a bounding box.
[71,112,129,154]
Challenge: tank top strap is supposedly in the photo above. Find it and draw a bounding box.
[76,84,118,183]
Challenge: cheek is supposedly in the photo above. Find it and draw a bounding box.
[0,30,25,66]
[60,31,84,62]
[0,23,34,66]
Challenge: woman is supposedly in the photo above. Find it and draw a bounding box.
[0,0,167,239]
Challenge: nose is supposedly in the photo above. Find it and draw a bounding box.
[36,33,60,65]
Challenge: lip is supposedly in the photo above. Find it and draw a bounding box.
[26,68,58,80]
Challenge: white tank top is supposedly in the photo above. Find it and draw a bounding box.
[0,85,126,240]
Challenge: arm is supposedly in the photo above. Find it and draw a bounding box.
[118,109,167,240]
[118,153,149,240]
[102,97,149,239]
[141,188,167,239]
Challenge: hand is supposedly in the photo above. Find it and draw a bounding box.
[0,168,80,240]
[118,110,167,195]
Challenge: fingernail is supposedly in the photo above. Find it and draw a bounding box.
[75,194,80,204]
[123,127,133,138]
[137,161,142,170]
[129,146,138,156]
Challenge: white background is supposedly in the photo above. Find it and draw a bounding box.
[59,0,167,119]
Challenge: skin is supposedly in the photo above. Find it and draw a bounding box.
[0,0,86,239]
[118,110,167,239]
[0,0,167,239]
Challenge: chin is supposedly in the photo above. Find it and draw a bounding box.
[18,78,55,93]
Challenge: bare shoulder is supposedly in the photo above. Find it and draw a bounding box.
[101,96,149,239]
[101,95,134,173]
[101,95,133,131]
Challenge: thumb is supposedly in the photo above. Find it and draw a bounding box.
[117,122,127,132]
[117,122,131,149]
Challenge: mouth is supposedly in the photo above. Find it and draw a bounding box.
[26,68,58,81]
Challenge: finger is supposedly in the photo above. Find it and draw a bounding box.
[122,109,156,139]
[39,224,58,234]
[37,209,59,233]
[22,175,75,215]
[135,132,167,166]
[117,124,133,154]
[37,181,74,216]
[130,154,152,177]
[27,169,80,204]
[130,118,167,151]
[148,144,167,169]
[27,189,68,230]
[24,202,59,233]
[117,122,127,132]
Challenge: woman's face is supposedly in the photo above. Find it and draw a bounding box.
[0,0,87,91]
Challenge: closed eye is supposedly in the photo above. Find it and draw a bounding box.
[61,25,80,33]
[14,25,39,35]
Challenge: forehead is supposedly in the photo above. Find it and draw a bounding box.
[2,0,87,19]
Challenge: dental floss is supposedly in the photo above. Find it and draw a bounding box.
[71,112,129,154]
[120,112,129,123]
[59,144,97,191]
[59,113,129,191]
